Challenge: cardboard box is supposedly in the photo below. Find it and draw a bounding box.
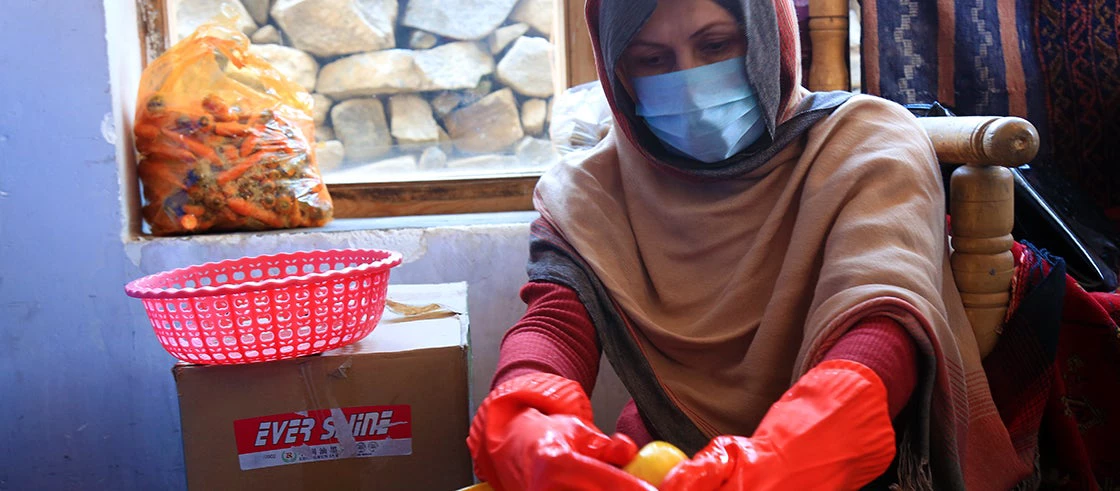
[173,283,473,490]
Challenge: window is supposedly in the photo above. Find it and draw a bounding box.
[136,0,598,218]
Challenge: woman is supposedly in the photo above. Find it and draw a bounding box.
[467,0,1032,489]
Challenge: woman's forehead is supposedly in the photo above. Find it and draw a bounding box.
[632,0,741,45]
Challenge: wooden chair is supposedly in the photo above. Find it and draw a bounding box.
[808,0,1040,356]
[552,0,1041,357]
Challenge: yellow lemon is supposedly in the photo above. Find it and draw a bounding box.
[623,441,688,487]
[457,483,493,491]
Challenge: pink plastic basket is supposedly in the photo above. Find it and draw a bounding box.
[124,249,402,365]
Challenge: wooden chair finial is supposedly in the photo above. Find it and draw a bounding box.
[807,0,851,92]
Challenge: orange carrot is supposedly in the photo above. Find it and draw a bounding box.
[182,204,206,216]
[202,95,235,122]
[180,214,199,230]
[228,198,286,228]
[179,135,222,163]
[196,216,218,231]
[142,140,196,162]
[213,122,252,137]
[219,207,240,224]
[256,141,296,155]
[219,181,240,199]
[221,144,239,163]
[240,134,259,157]
[196,115,213,134]
[217,152,266,185]
[138,163,189,190]
[134,123,161,140]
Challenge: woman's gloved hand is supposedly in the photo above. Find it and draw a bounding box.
[467,373,656,491]
[660,360,897,491]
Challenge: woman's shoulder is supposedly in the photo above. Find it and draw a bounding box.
[536,127,625,205]
[825,94,925,133]
[806,93,935,158]
[800,94,941,190]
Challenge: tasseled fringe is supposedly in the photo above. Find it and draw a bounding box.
[1010,448,1043,491]
[890,427,935,491]
[888,430,1044,490]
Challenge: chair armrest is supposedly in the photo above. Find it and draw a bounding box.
[926,116,1040,358]
[916,116,1039,166]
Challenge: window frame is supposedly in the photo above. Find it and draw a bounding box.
[134,0,599,219]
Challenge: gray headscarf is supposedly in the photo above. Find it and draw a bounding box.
[590,0,850,179]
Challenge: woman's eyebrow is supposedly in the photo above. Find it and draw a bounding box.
[689,22,740,40]
[628,39,670,49]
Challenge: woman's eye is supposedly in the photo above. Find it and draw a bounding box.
[640,55,668,67]
[702,40,730,54]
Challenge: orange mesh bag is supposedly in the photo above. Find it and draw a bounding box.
[134,20,332,235]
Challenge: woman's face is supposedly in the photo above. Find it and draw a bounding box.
[619,0,746,80]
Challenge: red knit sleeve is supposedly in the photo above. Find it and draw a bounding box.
[612,316,917,443]
[491,281,602,395]
[821,316,919,418]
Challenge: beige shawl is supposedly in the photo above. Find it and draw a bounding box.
[535,93,1029,489]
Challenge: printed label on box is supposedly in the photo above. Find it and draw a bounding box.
[233,405,412,470]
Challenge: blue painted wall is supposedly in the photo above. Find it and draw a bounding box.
[0,3,625,489]
[0,1,187,489]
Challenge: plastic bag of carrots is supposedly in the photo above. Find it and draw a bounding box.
[135,20,332,235]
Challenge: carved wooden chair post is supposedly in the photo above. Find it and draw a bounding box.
[807,0,1041,357]
[806,0,851,92]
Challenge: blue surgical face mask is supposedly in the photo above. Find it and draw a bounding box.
[632,57,766,164]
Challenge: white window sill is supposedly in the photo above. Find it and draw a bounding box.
[128,211,539,243]
[123,211,540,273]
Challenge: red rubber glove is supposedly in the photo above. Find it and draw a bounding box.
[467,373,656,491]
[660,360,897,491]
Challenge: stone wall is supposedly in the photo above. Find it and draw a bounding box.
[175,0,559,181]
